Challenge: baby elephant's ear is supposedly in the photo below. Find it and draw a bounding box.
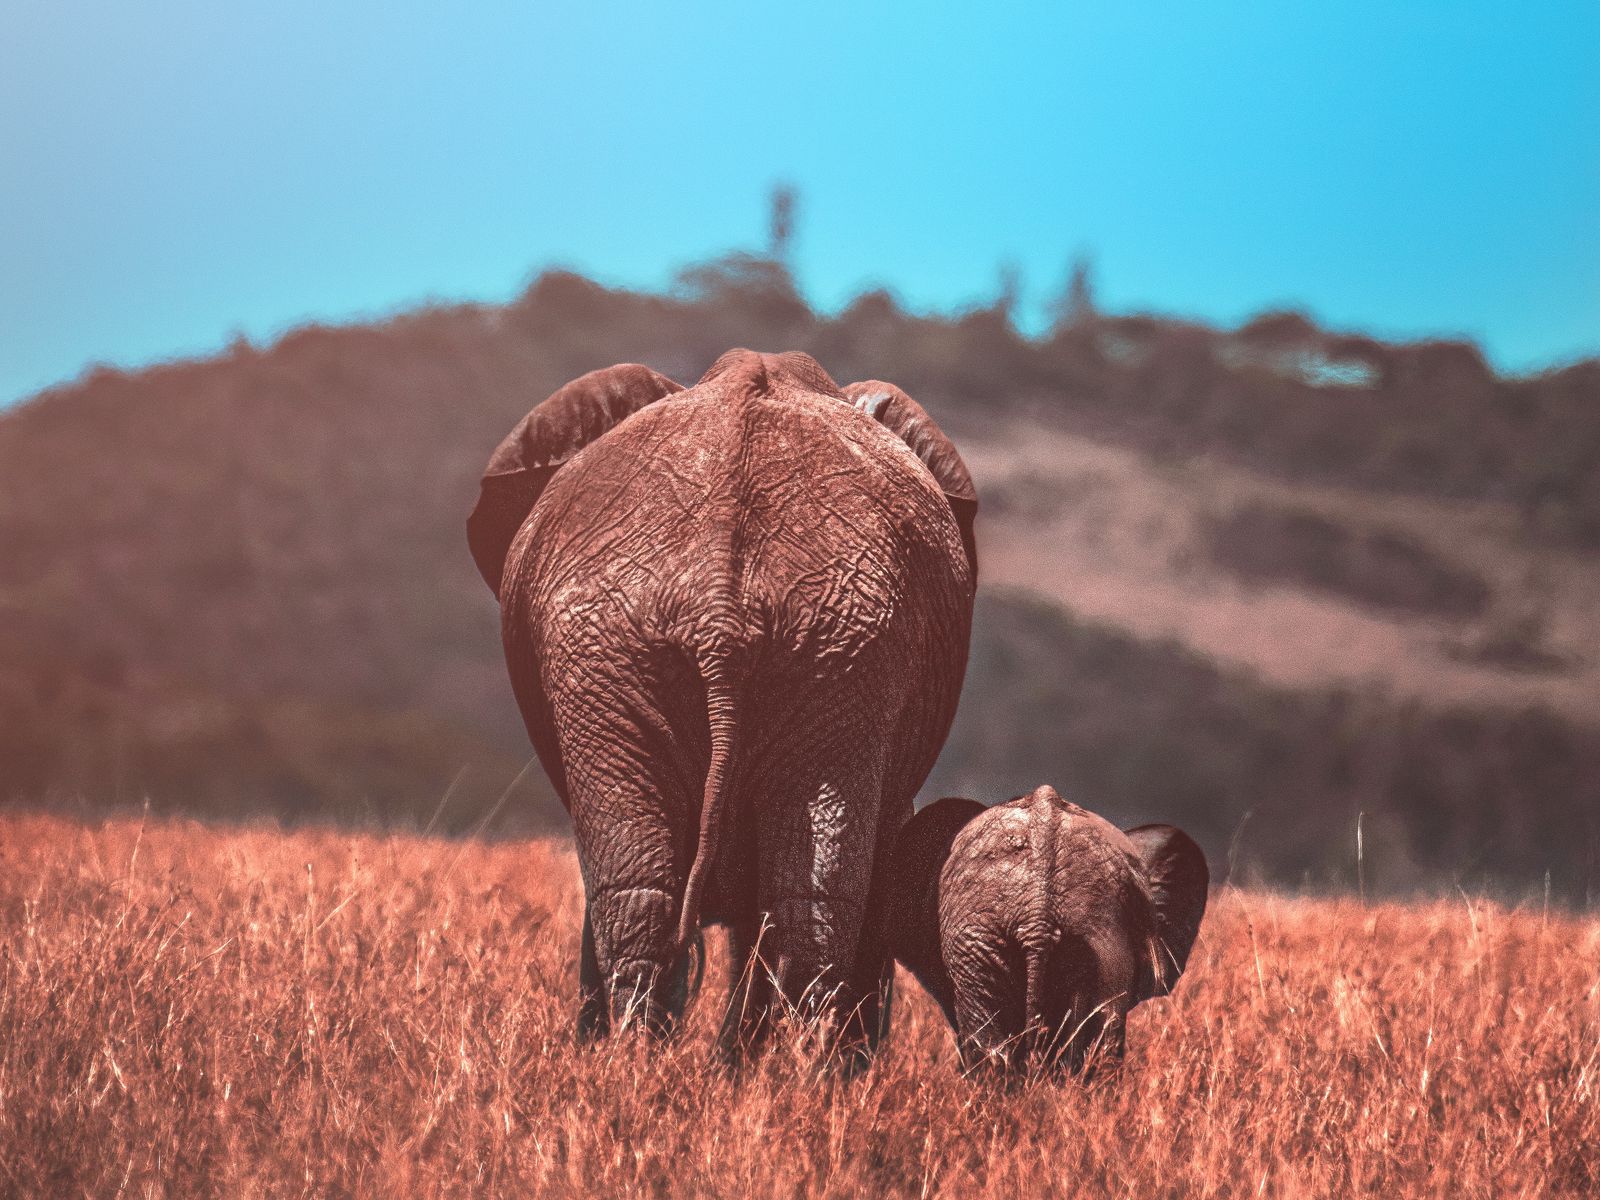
[886,797,988,943]
[467,364,683,596]
[900,797,988,858]
[1125,824,1210,997]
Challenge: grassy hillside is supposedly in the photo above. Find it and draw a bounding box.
[944,593,1599,899]
[2,813,1595,1197]
[2,257,1598,894]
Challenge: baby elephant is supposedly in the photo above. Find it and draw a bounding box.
[881,784,1208,1074]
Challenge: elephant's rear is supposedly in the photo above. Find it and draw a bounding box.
[502,379,972,1037]
[943,791,1155,1071]
[506,382,973,864]
[693,389,974,1000]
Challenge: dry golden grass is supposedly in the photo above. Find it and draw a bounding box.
[1,811,1595,1198]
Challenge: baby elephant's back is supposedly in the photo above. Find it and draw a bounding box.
[941,790,1156,957]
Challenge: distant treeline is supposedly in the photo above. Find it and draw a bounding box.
[514,257,1600,546]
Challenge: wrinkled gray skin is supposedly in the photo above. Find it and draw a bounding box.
[467,349,977,1060]
[875,785,1208,1075]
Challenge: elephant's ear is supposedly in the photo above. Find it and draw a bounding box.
[1124,824,1210,998]
[842,381,978,582]
[467,363,684,596]
[899,797,988,870]
[880,797,988,996]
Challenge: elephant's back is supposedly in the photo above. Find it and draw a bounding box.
[944,797,1154,947]
[509,388,971,650]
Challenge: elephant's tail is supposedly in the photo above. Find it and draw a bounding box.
[1024,942,1048,1050]
[676,655,738,951]
[1022,790,1060,1052]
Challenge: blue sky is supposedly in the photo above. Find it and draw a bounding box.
[3,2,1597,404]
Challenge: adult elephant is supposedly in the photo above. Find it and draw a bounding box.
[467,349,977,1055]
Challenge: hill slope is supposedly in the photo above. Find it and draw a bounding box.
[3,258,1598,894]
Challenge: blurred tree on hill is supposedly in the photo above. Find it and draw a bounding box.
[1050,253,1098,334]
[768,182,798,265]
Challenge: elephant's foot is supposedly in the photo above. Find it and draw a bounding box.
[721,896,879,1070]
[583,885,690,1040]
[576,908,609,1044]
[575,999,609,1044]
[748,959,877,1072]
[717,917,774,1066]
[605,956,684,1038]
[1042,1011,1127,1081]
[832,971,893,1077]
[956,1010,1128,1082]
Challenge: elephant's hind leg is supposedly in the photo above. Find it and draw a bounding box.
[578,907,692,1043]
[551,645,701,1041]
[584,882,692,1038]
[755,765,885,1062]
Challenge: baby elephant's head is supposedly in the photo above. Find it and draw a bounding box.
[886,784,1208,1076]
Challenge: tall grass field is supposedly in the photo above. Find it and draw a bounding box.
[2,811,1595,1197]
